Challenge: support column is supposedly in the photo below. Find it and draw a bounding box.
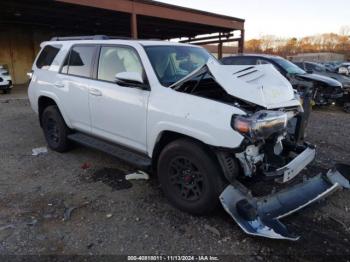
[218,42,223,59]
[131,12,138,39]
[238,29,245,54]
[217,32,223,59]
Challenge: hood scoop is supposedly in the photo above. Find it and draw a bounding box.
[233,66,264,82]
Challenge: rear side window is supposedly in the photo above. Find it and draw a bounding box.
[36,45,62,69]
[61,45,96,78]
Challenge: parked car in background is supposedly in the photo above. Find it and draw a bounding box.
[0,64,13,94]
[294,61,350,112]
[321,61,342,72]
[294,61,350,90]
[221,54,343,106]
[336,62,350,76]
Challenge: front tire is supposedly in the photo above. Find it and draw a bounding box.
[42,105,71,152]
[157,138,227,215]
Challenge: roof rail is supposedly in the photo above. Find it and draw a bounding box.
[50,35,132,41]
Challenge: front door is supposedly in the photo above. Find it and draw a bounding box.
[89,45,150,153]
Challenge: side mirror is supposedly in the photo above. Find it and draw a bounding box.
[115,72,147,89]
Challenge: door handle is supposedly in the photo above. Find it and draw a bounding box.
[89,88,102,96]
[54,82,65,88]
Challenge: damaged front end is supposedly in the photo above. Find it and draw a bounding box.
[171,61,350,240]
[214,69,349,240]
[219,99,350,240]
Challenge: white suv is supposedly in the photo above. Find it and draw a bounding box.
[0,65,13,94]
[28,36,349,240]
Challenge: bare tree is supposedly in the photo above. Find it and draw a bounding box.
[245,33,350,59]
[340,25,350,36]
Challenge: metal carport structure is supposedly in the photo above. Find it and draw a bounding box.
[0,0,245,85]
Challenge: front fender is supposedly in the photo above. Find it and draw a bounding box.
[148,122,244,158]
[147,90,246,157]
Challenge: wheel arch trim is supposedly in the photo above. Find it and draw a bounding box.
[38,92,72,128]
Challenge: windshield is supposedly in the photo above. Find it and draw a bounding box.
[144,45,213,87]
[273,58,306,75]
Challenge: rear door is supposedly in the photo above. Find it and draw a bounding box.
[56,45,98,133]
[88,45,150,153]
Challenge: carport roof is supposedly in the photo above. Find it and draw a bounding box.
[0,0,244,40]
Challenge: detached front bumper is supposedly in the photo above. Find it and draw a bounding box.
[220,164,350,240]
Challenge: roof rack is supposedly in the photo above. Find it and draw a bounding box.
[50,35,132,41]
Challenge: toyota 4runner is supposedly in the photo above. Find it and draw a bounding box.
[28,36,350,240]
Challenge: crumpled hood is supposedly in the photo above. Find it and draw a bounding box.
[207,61,300,109]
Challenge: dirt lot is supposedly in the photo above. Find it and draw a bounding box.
[0,98,349,260]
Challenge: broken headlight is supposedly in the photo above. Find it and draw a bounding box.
[232,110,288,140]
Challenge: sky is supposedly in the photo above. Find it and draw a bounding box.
[156,0,350,39]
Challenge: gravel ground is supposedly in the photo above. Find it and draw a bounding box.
[0,99,349,260]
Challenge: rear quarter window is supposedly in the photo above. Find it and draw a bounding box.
[61,45,96,78]
[36,45,62,69]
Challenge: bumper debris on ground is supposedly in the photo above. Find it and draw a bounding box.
[220,164,350,240]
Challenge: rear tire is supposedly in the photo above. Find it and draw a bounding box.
[157,138,227,215]
[42,105,71,152]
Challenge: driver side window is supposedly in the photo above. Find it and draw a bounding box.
[98,46,143,82]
